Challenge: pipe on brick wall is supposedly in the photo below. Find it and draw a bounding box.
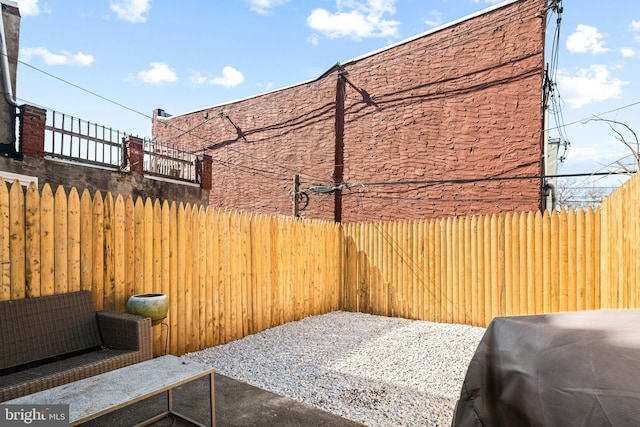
[0,4,17,107]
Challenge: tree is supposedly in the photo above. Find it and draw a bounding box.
[555,178,614,210]
[554,117,637,210]
[586,116,639,174]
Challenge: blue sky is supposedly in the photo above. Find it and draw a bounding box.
[13,0,640,188]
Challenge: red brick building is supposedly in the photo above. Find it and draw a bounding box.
[152,0,548,223]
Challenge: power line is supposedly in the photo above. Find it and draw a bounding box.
[15,0,634,191]
[13,55,332,183]
[343,0,547,79]
[548,99,640,132]
[305,171,634,194]
[360,171,634,186]
[17,58,153,121]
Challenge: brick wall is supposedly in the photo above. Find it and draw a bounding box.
[153,77,338,219]
[153,0,546,223]
[19,105,46,158]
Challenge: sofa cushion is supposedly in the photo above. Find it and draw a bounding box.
[0,348,137,402]
[0,291,103,371]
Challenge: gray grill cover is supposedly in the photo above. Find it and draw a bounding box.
[452,310,640,427]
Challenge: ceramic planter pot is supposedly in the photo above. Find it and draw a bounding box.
[126,293,169,326]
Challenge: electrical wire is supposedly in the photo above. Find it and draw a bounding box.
[304,171,634,194]
[12,55,332,183]
[107,0,547,125]
[544,0,571,165]
[550,100,640,131]
[343,0,546,79]
[15,0,626,195]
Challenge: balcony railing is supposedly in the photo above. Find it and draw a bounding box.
[44,110,125,169]
[44,109,199,183]
[143,139,198,183]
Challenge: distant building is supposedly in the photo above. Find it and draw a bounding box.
[153,0,548,222]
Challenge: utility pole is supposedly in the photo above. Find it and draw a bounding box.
[292,174,300,217]
[334,67,347,223]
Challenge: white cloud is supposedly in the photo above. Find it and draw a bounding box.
[248,0,291,15]
[210,66,244,88]
[257,81,275,92]
[631,20,640,41]
[16,0,40,16]
[471,0,503,4]
[187,67,244,88]
[566,24,608,54]
[307,34,320,46]
[110,0,151,23]
[20,47,94,66]
[557,65,627,109]
[188,70,208,86]
[568,144,629,167]
[423,10,442,28]
[137,62,178,85]
[621,47,636,58]
[307,0,400,40]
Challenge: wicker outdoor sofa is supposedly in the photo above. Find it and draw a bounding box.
[0,290,153,402]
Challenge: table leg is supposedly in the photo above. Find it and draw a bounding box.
[209,372,216,427]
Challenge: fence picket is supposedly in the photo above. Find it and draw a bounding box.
[124,196,135,299]
[176,203,187,354]
[92,192,104,310]
[168,201,178,354]
[25,183,41,297]
[113,195,125,312]
[103,192,115,310]
[54,186,68,295]
[0,180,9,301]
[10,181,25,299]
[68,188,81,293]
[39,185,55,297]
[80,190,93,292]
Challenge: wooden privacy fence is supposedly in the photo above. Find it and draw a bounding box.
[0,181,343,356]
[599,172,640,309]
[343,209,600,326]
[1,172,639,355]
[342,172,640,325]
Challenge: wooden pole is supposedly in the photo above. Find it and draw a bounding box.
[292,174,300,218]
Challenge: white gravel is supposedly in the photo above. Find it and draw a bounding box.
[182,311,486,427]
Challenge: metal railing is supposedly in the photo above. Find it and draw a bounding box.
[43,109,199,183]
[44,110,125,169]
[143,139,199,183]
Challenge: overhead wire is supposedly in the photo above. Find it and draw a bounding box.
[12,54,336,184]
[14,0,631,203]
[120,0,548,121]
[544,0,571,164]
[305,171,633,193]
[549,100,640,131]
[340,0,547,79]
[12,0,553,184]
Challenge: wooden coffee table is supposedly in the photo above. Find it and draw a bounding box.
[6,355,215,426]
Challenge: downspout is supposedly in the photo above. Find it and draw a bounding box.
[0,4,17,107]
[543,181,556,211]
